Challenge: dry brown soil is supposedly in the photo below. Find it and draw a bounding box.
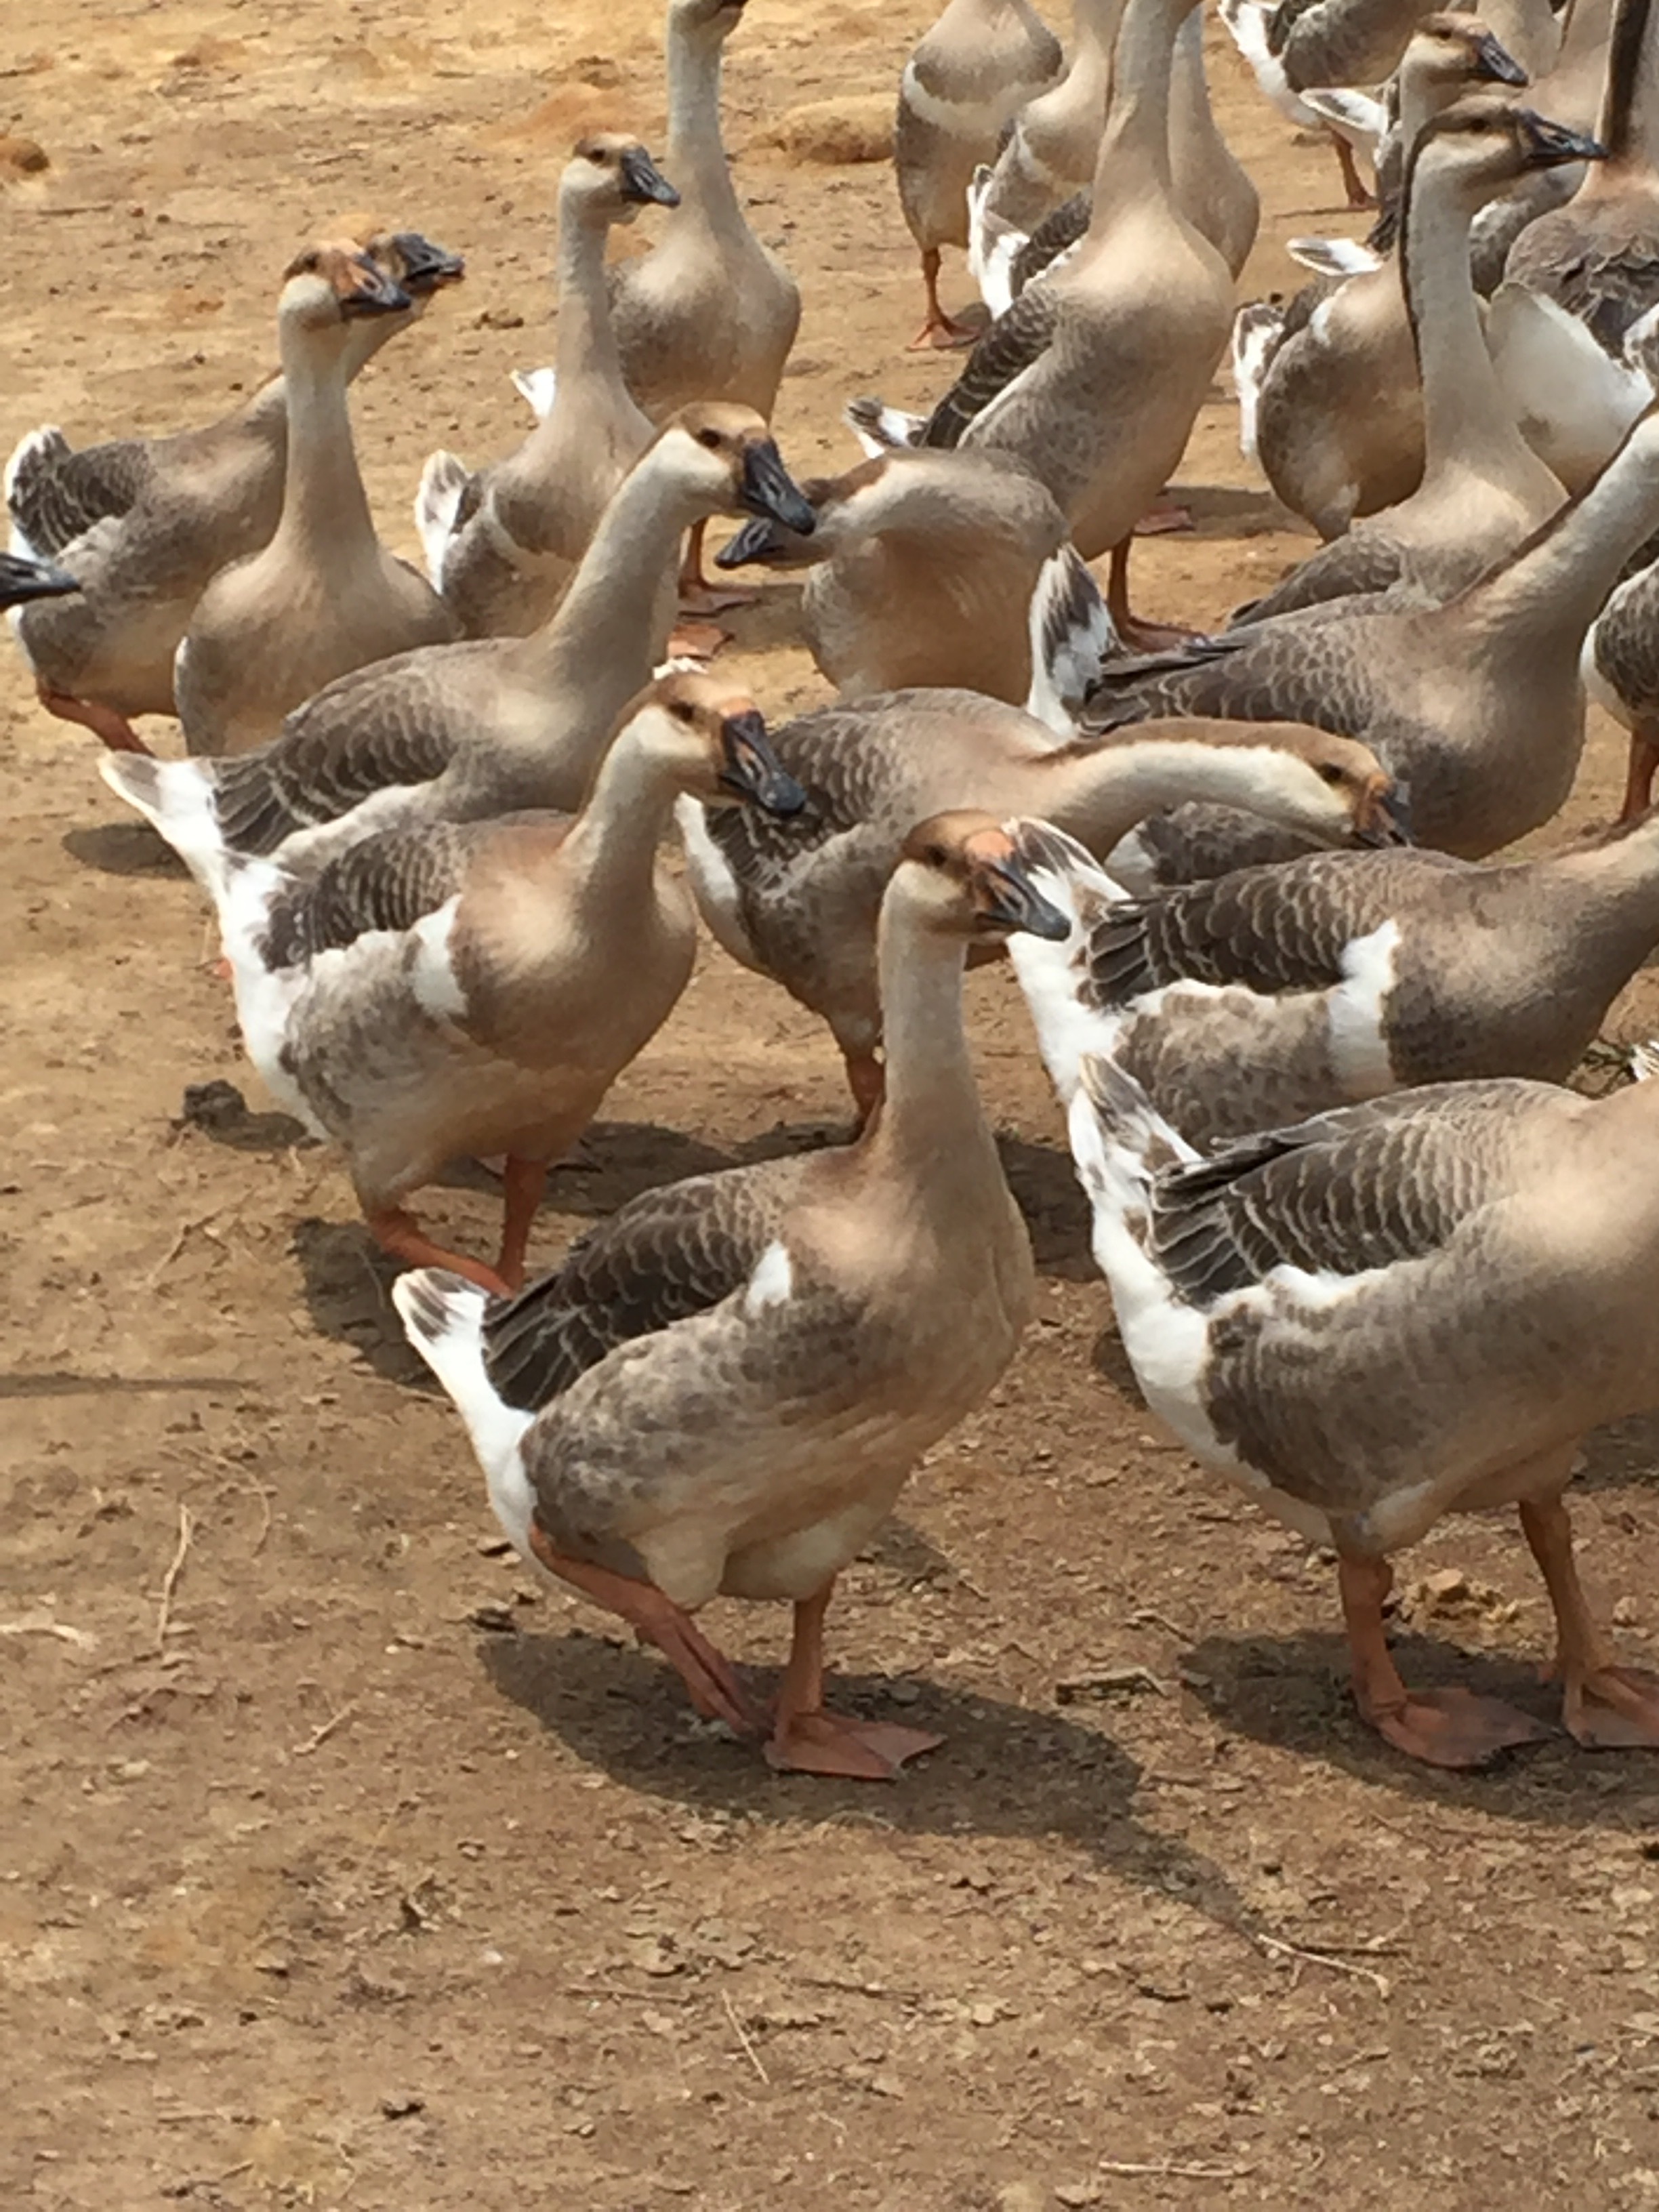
[7,4,1659,2208]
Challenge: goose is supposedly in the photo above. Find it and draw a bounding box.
[1584,549,1659,816]
[1006,810,1659,1148]
[608,0,803,613]
[1065,1052,1659,1765]
[981,8,1261,315]
[0,552,79,607]
[100,407,817,882]
[1467,0,1614,284]
[1232,99,1585,626]
[1231,19,1531,538]
[676,687,1406,1116]
[1492,0,1659,487]
[895,0,1063,346]
[1080,406,1659,857]
[7,232,465,756]
[859,0,1235,647]
[712,447,1116,729]
[202,670,804,1295]
[394,813,1066,1778]
[414,137,679,640]
[173,243,461,757]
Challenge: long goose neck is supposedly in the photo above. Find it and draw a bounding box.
[552,200,625,393]
[512,449,689,683]
[1033,735,1319,845]
[272,321,376,558]
[1599,0,1659,171]
[862,907,999,1190]
[1461,434,1659,644]
[666,22,743,228]
[560,728,684,897]
[1401,161,1533,488]
[1085,0,1189,221]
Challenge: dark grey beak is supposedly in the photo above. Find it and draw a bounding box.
[1473,30,1528,85]
[619,146,680,208]
[717,710,807,817]
[341,258,413,317]
[0,552,79,607]
[1517,108,1606,167]
[737,441,817,536]
[979,857,1072,941]
[387,232,467,294]
[715,514,792,569]
[1355,781,1414,848]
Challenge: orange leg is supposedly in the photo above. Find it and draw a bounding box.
[665,618,729,663]
[495,1155,546,1293]
[1338,1553,1549,1769]
[36,680,150,754]
[1620,724,1659,823]
[1105,539,1201,653]
[843,1048,885,1130]
[909,247,978,351]
[1520,1496,1659,1747]
[1132,495,1193,538]
[678,520,756,617]
[766,1581,943,1779]
[526,1520,762,1737]
[365,1204,511,1296]
[1332,132,1376,211]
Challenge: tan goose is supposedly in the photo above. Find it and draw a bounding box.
[896,0,1063,347]
[1585,547,1659,817]
[1080,407,1659,857]
[863,0,1235,646]
[6,232,464,756]
[1069,1054,1659,1765]
[395,813,1065,1779]
[1008,811,1659,1148]
[608,0,802,611]
[1491,0,1659,490]
[712,447,1115,728]
[102,407,816,880]
[415,137,679,639]
[205,672,804,1295]
[677,687,1405,1115]
[173,243,461,757]
[1233,99,1585,625]
[983,9,1261,313]
[967,0,1124,273]
[1466,0,1612,285]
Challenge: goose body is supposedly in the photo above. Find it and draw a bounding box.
[968,0,1123,264]
[396,815,1062,1779]
[417,137,678,639]
[1008,811,1659,1147]
[209,672,804,1294]
[712,448,1116,729]
[677,686,1404,1112]
[897,0,1064,344]
[7,234,464,755]
[1067,1053,1659,1764]
[101,409,816,884]
[173,244,460,758]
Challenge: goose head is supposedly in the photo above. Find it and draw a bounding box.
[565,132,680,226]
[893,812,1072,945]
[625,670,806,815]
[0,551,79,608]
[1400,14,1529,102]
[670,0,750,45]
[365,229,467,301]
[278,241,411,337]
[1219,725,1412,848]
[715,456,901,571]
[656,403,818,535]
[1409,96,1605,210]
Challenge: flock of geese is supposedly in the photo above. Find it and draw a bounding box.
[14,0,1659,1778]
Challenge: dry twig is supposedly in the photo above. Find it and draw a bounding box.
[0,1615,96,1649]
[293,1700,359,1756]
[155,1503,195,1653]
[1098,2158,1254,2180]
[1253,1928,1393,1997]
[722,1990,771,2085]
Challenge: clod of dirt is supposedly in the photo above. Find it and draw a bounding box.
[762,96,893,165]
[0,135,49,178]
[1399,1565,1519,1626]
[380,2093,424,2119]
[176,1079,249,1132]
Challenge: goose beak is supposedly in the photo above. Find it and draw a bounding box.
[386,232,467,295]
[619,147,680,208]
[1355,780,1413,847]
[0,553,80,607]
[1472,30,1528,85]
[342,260,413,317]
[978,855,1072,941]
[1516,109,1606,168]
[714,514,792,569]
[717,709,806,817]
[737,440,817,535]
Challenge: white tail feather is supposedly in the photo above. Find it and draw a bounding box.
[415,449,471,588]
[843,397,927,457]
[1231,302,1284,461]
[510,366,558,421]
[98,751,230,898]
[1286,234,1383,278]
[392,1271,537,1548]
[1298,87,1387,147]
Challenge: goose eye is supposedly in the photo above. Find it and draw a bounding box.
[696,428,724,451]
[670,699,697,723]
[1317,763,1347,786]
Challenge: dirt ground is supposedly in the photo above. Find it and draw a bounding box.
[7,3,1659,2207]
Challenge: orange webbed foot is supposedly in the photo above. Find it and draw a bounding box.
[1564,1665,1659,1748]
[765,1708,943,1780]
[1365,1685,1551,1769]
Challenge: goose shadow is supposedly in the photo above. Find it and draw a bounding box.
[62,819,187,878]
[481,1626,1249,1923]
[1162,480,1306,541]
[998,1132,1097,1281]
[1575,1410,1659,1494]
[1180,1620,1659,1826]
